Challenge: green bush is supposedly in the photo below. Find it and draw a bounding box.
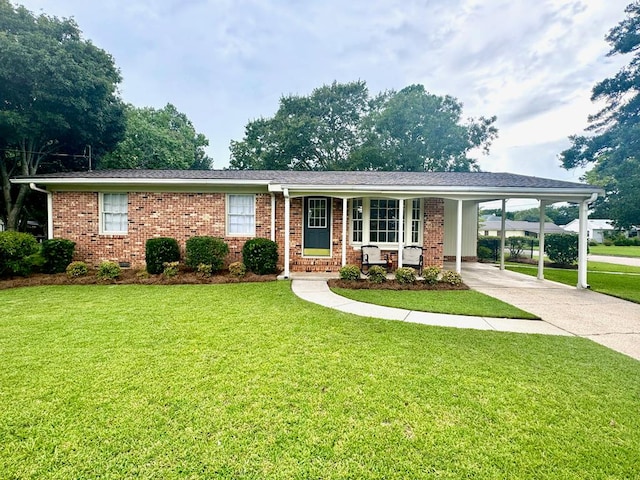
[367,265,387,284]
[395,267,416,284]
[145,237,180,275]
[477,245,493,261]
[228,261,247,278]
[440,270,463,286]
[197,263,213,277]
[162,261,180,277]
[242,238,279,275]
[96,261,121,280]
[339,264,361,281]
[66,261,89,278]
[185,236,229,272]
[41,238,76,273]
[545,234,579,265]
[0,231,40,277]
[477,236,501,261]
[423,266,441,285]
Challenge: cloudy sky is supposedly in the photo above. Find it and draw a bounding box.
[16,0,632,187]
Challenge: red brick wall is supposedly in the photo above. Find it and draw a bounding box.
[52,191,446,272]
[52,191,273,267]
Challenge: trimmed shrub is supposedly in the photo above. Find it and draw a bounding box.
[242,238,279,275]
[66,261,88,278]
[145,237,180,275]
[441,270,463,286]
[477,245,493,261]
[423,266,441,285]
[0,231,39,277]
[367,265,387,284]
[96,261,121,280]
[477,236,501,261]
[339,264,361,281]
[545,233,579,265]
[41,238,76,273]
[197,263,213,277]
[228,261,247,278]
[185,236,229,272]
[395,267,417,284]
[162,261,180,277]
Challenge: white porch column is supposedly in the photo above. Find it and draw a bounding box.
[341,198,347,267]
[270,193,276,242]
[284,189,290,279]
[500,199,506,270]
[537,200,546,280]
[398,199,404,268]
[456,199,463,274]
[577,198,589,289]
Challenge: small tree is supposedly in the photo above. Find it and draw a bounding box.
[545,234,579,266]
[507,236,528,259]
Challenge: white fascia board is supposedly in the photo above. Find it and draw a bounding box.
[269,183,603,200]
[11,177,271,187]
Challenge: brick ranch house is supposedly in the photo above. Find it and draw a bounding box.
[12,170,602,285]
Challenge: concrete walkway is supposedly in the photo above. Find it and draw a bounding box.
[291,263,640,361]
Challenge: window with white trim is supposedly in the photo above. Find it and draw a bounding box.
[227,194,255,235]
[100,193,128,234]
[350,198,423,246]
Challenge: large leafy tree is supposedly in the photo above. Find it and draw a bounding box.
[560,2,640,228]
[0,0,126,230]
[99,103,212,170]
[230,81,497,172]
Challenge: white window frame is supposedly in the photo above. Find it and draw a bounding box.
[99,192,128,235]
[350,198,423,247]
[227,194,256,236]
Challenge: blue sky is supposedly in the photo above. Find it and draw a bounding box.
[16,0,631,188]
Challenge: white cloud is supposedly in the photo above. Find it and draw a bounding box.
[13,0,633,177]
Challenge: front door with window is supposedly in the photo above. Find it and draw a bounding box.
[303,197,331,256]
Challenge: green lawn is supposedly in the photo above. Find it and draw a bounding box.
[589,244,640,258]
[331,288,538,319]
[1,283,639,479]
[506,264,640,304]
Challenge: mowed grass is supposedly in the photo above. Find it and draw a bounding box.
[1,283,640,479]
[507,264,640,304]
[330,288,538,319]
[589,244,640,258]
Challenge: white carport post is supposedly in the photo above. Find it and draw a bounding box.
[577,197,590,289]
[537,200,546,280]
[455,199,463,274]
[397,199,404,268]
[500,199,506,270]
[283,189,290,279]
[341,198,348,266]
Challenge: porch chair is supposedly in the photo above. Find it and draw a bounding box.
[360,245,389,274]
[402,246,423,275]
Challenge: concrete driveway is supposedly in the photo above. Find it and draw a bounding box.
[461,263,640,361]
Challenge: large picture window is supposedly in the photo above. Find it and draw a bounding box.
[350,198,423,245]
[100,193,128,234]
[227,194,255,235]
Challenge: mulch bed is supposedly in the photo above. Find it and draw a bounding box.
[328,279,469,291]
[0,269,277,290]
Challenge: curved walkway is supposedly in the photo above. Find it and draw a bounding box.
[291,263,640,361]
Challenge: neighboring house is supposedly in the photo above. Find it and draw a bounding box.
[563,219,617,243]
[11,170,602,277]
[479,218,566,238]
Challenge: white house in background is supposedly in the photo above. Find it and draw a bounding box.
[479,216,566,238]
[564,219,617,243]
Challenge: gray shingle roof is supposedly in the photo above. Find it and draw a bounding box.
[17,169,595,189]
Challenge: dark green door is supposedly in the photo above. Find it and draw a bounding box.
[304,197,331,256]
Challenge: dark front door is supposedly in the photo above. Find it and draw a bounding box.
[303,197,331,256]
